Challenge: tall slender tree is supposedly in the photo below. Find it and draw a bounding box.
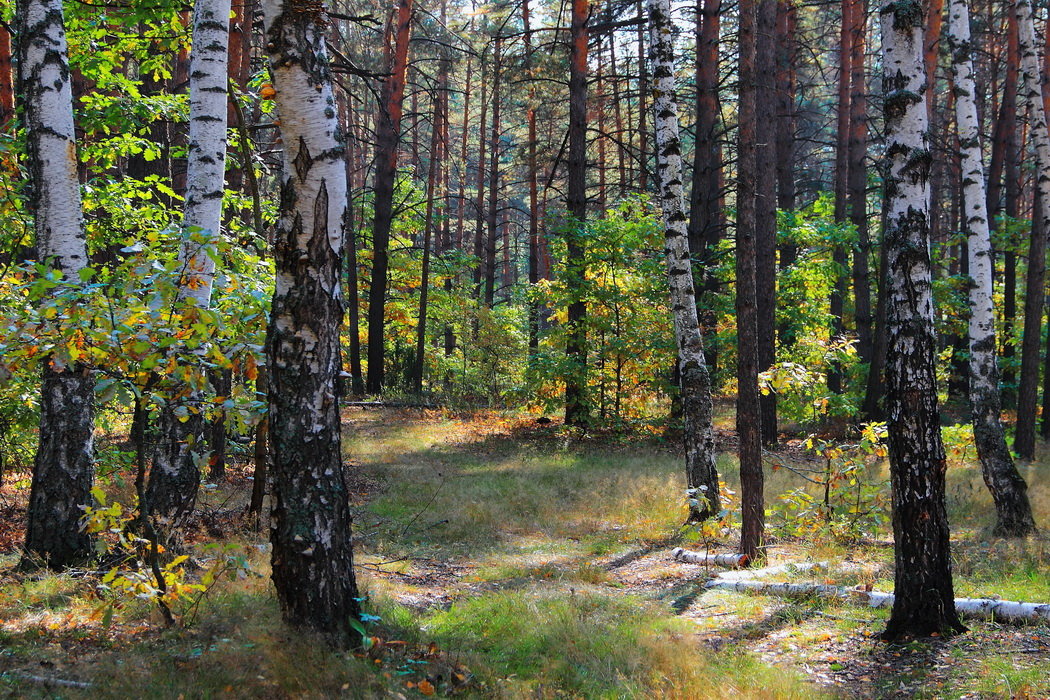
[649,0,722,522]
[737,0,765,562]
[366,0,413,394]
[262,0,362,646]
[880,0,965,640]
[147,0,232,537]
[17,0,96,568]
[947,0,1037,536]
[756,0,778,446]
[563,0,590,427]
[1012,0,1050,461]
[828,0,854,396]
[0,25,13,128]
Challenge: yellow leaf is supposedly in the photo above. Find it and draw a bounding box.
[418,679,436,696]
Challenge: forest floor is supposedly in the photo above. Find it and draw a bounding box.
[1,406,1049,698]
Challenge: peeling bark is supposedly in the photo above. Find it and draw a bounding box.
[262,0,361,646]
[16,0,96,568]
[880,0,965,641]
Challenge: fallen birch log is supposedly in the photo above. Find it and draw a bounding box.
[670,549,829,580]
[704,579,1050,623]
[714,561,828,582]
[671,549,750,569]
[6,672,93,689]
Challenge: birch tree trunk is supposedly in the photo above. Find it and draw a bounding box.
[262,0,361,646]
[146,0,231,538]
[648,0,722,522]
[1012,0,1050,461]
[17,0,96,568]
[946,0,1037,537]
[880,0,966,640]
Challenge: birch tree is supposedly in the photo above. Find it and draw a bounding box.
[146,0,231,537]
[1012,0,1050,462]
[880,0,965,640]
[16,0,96,568]
[648,0,721,521]
[262,0,362,645]
[946,0,1037,537]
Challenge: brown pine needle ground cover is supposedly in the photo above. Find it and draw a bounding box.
[0,406,1047,698]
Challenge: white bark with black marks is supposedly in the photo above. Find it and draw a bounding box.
[16,0,96,568]
[1012,0,1050,461]
[648,0,721,521]
[146,0,232,539]
[880,0,965,640]
[262,0,361,647]
[180,0,231,306]
[946,0,1036,537]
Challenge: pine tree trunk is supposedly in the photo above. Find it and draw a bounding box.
[999,17,1021,408]
[524,0,541,354]
[737,0,765,562]
[484,38,503,310]
[366,0,413,394]
[775,0,798,351]
[147,0,231,538]
[756,0,778,447]
[649,0,722,522]
[636,0,649,192]
[17,0,96,569]
[412,42,447,393]
[341,96,365,395]
[880,0,966,640]
[828,0,853,396]
[1012,0,1050,463]
[688,0,723,379]
[947,0,1036,536]
[472,57,489,298]
[0,25,12,128]
[564,0,590,427]
[262,0,361,647]
[849,0,873,369]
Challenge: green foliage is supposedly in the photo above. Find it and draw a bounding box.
[528,198,676,421]
[770,422,890,542]
[0,228,269,436]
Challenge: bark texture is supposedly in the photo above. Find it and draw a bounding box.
[1012,0,1050,461]
[262,0,361,646]
[736,0,765,562]
[366,0,413,394]
[880,0,965,640]
[755,0,778,446]
[563,0,590,427]
[946,0,1036,537]
[648,0,721,522]
[17,0,96,568]
[147,0,232,538]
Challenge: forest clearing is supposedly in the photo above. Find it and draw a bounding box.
[5,0,1050,695]
[1,407,1049,698]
